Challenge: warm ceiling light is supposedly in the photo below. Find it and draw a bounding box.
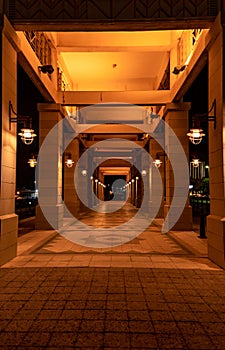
[9,101,37,145]
[142,133,149,140]
[153,158,163,168]
[81,169,87,176]
[191,158,201,167]
[187,128,205,145]
[141,170,147,176]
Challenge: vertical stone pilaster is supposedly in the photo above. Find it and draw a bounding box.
[78,145,89,213]
[163,103,193,230]
[130,166,135,205]
[35,103,64,230]
[0,17,20,264]
[135,149,142,208]
[140,145,149,213]
[64,138,80,217]
[149,138,165,218]
[206,20,225,268]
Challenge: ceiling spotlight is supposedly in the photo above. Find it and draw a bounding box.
[149,109,159,124]
[38,64,54,74]
[141,133,149,140]
[172,65,187,75]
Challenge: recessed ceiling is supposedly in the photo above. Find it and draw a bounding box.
[55,30,173,92]
[61,51,167,82]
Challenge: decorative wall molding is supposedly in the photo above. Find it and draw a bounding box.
[4,0,218,31]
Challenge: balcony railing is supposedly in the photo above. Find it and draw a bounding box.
[24,31,52,68]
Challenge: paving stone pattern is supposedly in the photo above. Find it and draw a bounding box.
[0,267,225,349]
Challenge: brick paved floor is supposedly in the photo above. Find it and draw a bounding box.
[1,203,224,349]
[0,267,225,349]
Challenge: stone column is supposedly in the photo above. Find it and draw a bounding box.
[88,148,94,208]
[131,178,135,205]
[64,138,80,218]
[35,104,64,230]
[98,170,105,201]
[135,149,142,208]
[163,103,193,230]
[149,138,165,217]
[130,166,135,205]
[0,17,20,264]
[206,18,225,268]
[78,146,89,214]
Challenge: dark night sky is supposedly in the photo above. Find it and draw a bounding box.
[183,64,208,163]
[16,64,45,190]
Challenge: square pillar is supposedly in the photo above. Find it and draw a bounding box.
[0,17,21,264]
[0,214,18,265]
[149,138,165,217]
[64,138,80,217]
[206,22,225,268]
[35,104,64,230]
[163,102,193,230]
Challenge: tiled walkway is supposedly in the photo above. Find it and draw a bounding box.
[4,203,208,269]
[1,267,225,349]
[1,203,225,349]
